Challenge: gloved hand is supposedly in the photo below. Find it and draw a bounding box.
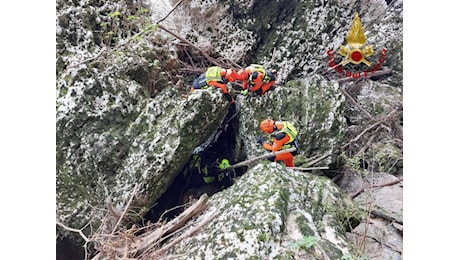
[256,136,264,145]
[241,89,248,96]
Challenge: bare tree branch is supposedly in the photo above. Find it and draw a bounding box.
[153,211,221,257]
[134,194,210,255]
[289,166,329,171]
[155,0,185,24]
[305,152,332,167]
[91,194,210,259]
[340,88,375,121]
[370,209,403,225]
[343,121,382,149]
[351,230,402,253]
[342,108,400,150]
[350,177,403,199]
[227,147,297,170]
[158,24,222,67]
[56,221,90,242]
[355,131,379,156]
[111,184,138,235]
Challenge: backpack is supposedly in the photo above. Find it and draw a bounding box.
[284,122,300,152]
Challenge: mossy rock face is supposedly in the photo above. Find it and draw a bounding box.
[56,0,231,239]
[175,0,402,88]
[56,77,229,231]
[170,162,361,259]
[236,74,347,167]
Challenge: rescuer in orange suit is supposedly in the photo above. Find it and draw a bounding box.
[257,119,299,167]
[236,64,277,96]
[191,66,237,103]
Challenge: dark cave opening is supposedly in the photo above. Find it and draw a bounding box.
[143,106,247,224]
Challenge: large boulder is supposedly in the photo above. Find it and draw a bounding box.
[171,0,403,87]
[56,80,230,230]
[56,0,232,237]
[170,162,363,259]
[236,74,347,167]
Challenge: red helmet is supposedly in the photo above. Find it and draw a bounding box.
[237,69,249,80]
[260,119,275,133]
[225,69,237,82]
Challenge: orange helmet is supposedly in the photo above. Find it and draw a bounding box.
[237,69,249,80]
[226,69,237,82]
[260,119,275,133]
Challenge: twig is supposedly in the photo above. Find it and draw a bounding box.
[106,196,122,218]
[342,108,399,150]
[355,131,378,156]
[111,183,138,235]
[342,120,382,149]
[305,152,331,167]
[66,47,107,69]
[340,88,375,120]
[157,24,222,67]
[350,177,403,199]
[371,209,403,225]
[91,194,209,260]
[305,154,321,163]
[56,221,90,242]
[217,56,243,70]
[155,0,185,24]
[351,231,402,253]
[290,166,329,171]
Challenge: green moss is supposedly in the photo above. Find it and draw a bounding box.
[318,239,343,259]
[274,188,289,229]
[221,251,238,258]
[237,231,244,241]
[295,216,315,237]
[258,232,269,242]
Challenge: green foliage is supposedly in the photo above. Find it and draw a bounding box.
[344,154,368,177]
[127,15,140,20]
[289,236,318,251]
[138,8,149,14]
[108,11,121,17]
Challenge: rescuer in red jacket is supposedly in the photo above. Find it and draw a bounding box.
[236,64,277,96]
[257,119,299,167]
[191,66,237,103]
